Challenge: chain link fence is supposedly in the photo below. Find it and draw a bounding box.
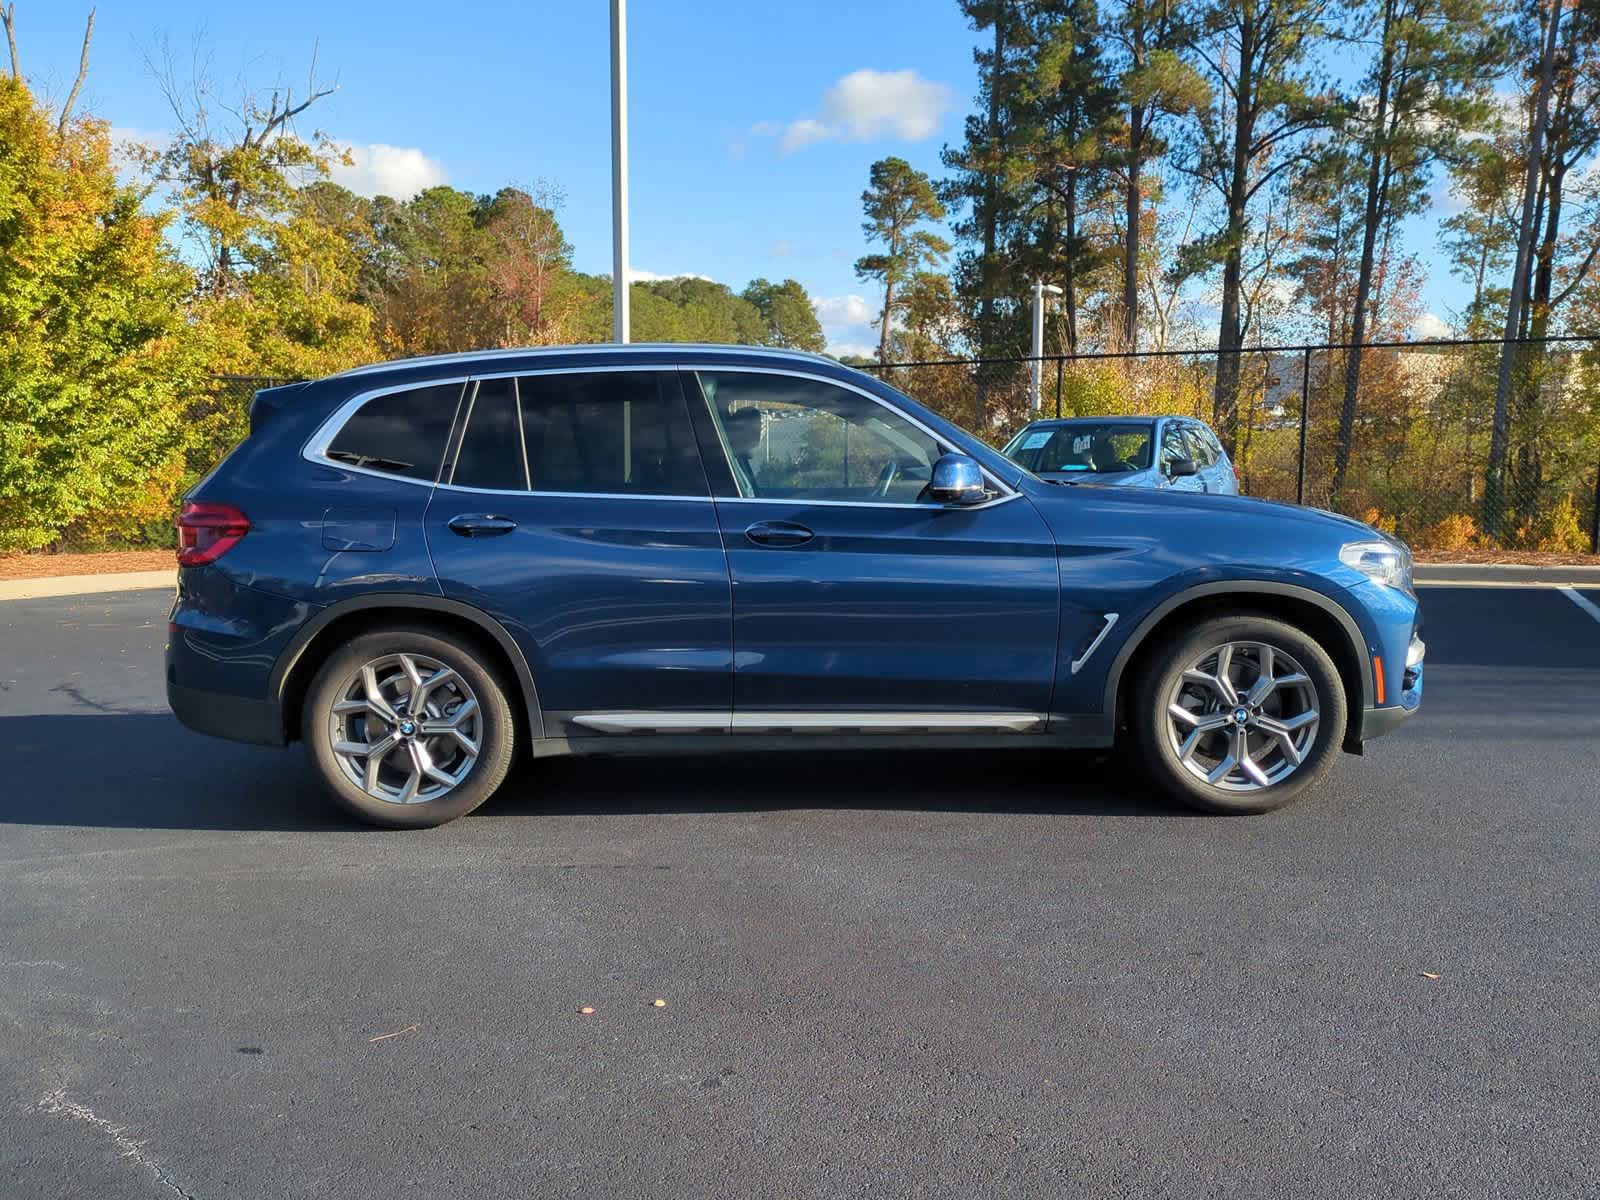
[866,337,1600,555]
[203,350,1600,556]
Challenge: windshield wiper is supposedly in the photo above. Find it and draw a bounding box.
[325,449,415,472]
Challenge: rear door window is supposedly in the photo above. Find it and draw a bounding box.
[325,382,464,481]
[518,371,708,496]
[451,378,529,490]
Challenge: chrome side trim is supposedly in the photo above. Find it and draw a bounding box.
[1070,613,1120,675]
[570,712,731,733]
[569,711,1044,734]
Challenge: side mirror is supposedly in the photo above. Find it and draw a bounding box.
[928,453,987,505]
[1166,456,1198,479]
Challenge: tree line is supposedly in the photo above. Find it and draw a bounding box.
[849,0,1599,547]
[0,10,824,552]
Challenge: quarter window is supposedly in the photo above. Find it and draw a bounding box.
[518,371,706,496]
[325,382,463,481]
[693,372,943,503]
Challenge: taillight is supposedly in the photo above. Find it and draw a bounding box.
[176,501,250,566]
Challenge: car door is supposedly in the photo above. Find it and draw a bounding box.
[1157,419,1204,492]
[425,368,732,736]
[683,367,1059,726]
[1192,423,1238,494]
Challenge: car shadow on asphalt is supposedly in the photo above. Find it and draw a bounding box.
[0,712,1185,832]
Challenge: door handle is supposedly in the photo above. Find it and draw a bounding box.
[744,520,813,547]
[447,514,518,538]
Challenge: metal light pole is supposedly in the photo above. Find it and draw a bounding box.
[1030,280,1062,412]
[610,0,630,343]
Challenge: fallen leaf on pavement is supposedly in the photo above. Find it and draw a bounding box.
[578,1006,596,1015]
[653,999,667,1008]
[1420,972,1441,980]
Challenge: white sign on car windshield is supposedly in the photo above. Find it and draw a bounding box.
[1019,431,1052,450]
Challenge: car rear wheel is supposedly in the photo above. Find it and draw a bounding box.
[302,626,516,828]
[1132,614,1347,814]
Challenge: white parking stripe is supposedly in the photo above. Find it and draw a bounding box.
[1560,587,1600,625]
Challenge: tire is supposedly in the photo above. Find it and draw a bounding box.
[301,625,516,828]
[1131,613,1348,815]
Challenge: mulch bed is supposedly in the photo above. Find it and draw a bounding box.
[0,550,175,580]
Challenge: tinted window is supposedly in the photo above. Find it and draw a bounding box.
[326,382,463,480]
[1004,423,1152,474]
[694,372,943,503]
[519,371,706,496]
[452,378,528,490]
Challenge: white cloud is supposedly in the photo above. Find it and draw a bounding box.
[767,239,795,258]
[627,268,715,282]
[329,143,448,199]
[827,341,880,360]
[754,69,955,155]
[813,294,875,324]
[1412,312,1453,340]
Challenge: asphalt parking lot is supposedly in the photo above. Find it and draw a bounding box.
[2,585,1598,1199]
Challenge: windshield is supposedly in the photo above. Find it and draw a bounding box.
[1002,423,1154,474]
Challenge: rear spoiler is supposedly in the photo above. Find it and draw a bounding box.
[246,380,312,435]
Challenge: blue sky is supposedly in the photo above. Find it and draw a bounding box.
[23,0,1463,352]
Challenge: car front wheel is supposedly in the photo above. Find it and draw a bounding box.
[1132,614,1348,814]
[302,626,516,828]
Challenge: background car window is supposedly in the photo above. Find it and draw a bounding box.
[1006,424,1152,474]
[1159,423,1190,468]
[325,382,463,481]
[1194,423,1227,464]
[1179,423,1216,468]
[451,378,528,490]
[519,371,706,496]
[693,372,942,503]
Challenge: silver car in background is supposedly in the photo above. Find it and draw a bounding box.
[1001,415,1240,494]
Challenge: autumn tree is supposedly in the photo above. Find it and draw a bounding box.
[1178,0,1336,450]
[0,70,200,551]
[1104,0,1208,348]
[742,278,826,351]
[855,157,951,364]
[1328,0,1501,497]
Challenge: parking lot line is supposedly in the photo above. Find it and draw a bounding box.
[1560,587,1600,625]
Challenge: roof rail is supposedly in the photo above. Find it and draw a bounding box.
[330,342,845,380]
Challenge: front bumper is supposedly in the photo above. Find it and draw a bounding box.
[1359,630,1424,743]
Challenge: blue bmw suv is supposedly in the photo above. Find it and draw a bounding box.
[168,344,1423,827]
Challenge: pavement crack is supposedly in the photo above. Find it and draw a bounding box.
[37,1086,198,1199]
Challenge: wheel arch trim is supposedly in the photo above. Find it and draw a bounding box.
[1100,580,1372,722]
[271,593,545,742]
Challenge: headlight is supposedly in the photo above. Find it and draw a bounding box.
[1340,539,1411,589]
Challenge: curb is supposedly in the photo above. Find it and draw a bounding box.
[0,570,175,601]
[1414,563,1600,587]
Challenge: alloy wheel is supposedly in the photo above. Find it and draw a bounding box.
[1163,640,1320,792]
[328,652,482,805]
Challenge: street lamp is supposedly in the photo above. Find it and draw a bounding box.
[1030,280,1063,412]
[610,0,630,343]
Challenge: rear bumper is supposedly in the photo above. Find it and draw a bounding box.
[167,680,284,746]
[165,565,311,747]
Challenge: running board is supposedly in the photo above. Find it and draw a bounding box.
[569,711,1045,735]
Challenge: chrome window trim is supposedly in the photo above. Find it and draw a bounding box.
[304,360,1019,511]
